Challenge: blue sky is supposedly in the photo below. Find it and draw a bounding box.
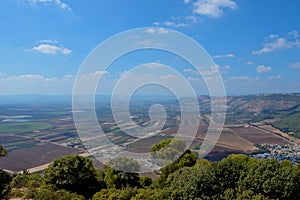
[0,0,300,95]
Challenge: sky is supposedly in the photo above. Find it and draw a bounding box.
[0,0,300,96]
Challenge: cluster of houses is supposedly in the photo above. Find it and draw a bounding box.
[251,143,300,165]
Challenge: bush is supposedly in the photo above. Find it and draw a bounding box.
[44,155,104,198]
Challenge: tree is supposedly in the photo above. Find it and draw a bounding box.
[237,158,300,200]
[224,188,270,200]
[178,150,197,168]
[132,188,165,200]
[0,170,11,199]
[44,155,104,198]
[0,145,7,157]
[0,145,10,199]
[156,150,197,187]
[139,176,152,188]
[108,156,140,172]
[104,157,141,189]
[32,186,85,200]
[104,167,140,189]
[151,138,186,161]
[92,187,137,200]
[164,165,217,199]
[213,154,252,193]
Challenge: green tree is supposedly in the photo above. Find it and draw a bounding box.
[194,158,212,168]
[178,150,197,168]
[224,188,270,200]
[132,188,165,200]
[156,150,197,187]
[32,186,85,200]
[9,173,44,199]
[164,165,217,199]
[0,170,11,199]
[104,167,140,189]
[139,176,152,188]
[214,154,252,193]
[0,145,7,157]
[237,158,300,200]
[104,157,141,189]
[0,145,11,199]
[151,138,186,161]
[92,187,137,200]
[44,155,104,198]
[108,156,140,172]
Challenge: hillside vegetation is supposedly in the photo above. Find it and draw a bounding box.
[227,93,300,138]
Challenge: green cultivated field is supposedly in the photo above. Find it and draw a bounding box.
[0,122,52,133]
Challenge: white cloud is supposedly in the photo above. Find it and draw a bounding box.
[228,76,252,81]
[28,0,71,11]
[163,21,187,27]
[289,62,300,69]
[213,53,235,58]
[256,65,272,73]
[5,74,44,81]
[144,28,169,34]
[252,38,292,54]
[61,47,72,54]
[220,65,231,73]
[0,73,75,95]
[152,18,188,28]
[184,68,193,73]
[154,0,236,30]
[184,64,230,76]
[55,0,71,10]
[184,68,200,76]
[0,72,7,78]
[152,22,160,26]
[185,15,202,23]
[252,31,300,55]
[154,15,201,28]
[145,28,156,34]
[187,76,200,81]
[157,28,169,34]
[288,30,299,38]
[77,71,109,93]
[32,44,72,55]
[193,0,237,18]
[63,74,75,79]
[135,39,155,46]
[79,71,109,80]
[268,75,283,80]
[144,62,165,68]
[36,39,58,44]
[246,61,254,65]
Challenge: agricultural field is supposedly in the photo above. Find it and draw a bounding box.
[0,143,84,172]
[0,122,52,133]
[0,94,300,172]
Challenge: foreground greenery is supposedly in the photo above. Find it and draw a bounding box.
[1,142,300,199]
[0,145,7,157]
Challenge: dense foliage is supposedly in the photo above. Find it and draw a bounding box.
[1,141,300,199]
[0,170,11,199]
[44,154,105,198]
[0,145,7,157]
[151,138,186,161]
